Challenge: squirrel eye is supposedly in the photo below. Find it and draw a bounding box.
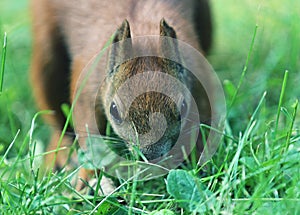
[110,102,123,124]
[180,99,188,119]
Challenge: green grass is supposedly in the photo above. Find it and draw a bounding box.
[0,32,7,93]
[0,0,300,214]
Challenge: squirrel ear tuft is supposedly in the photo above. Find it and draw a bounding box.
[113,19,131,43]
[160,18,177,39]
[107,19,133,76]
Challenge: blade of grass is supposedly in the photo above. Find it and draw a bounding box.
[0,32,7,93]
[0,129,20,167]
[29,110,53,166]
[274,70,289,136]
[283,99,298,153]
[61,103,74,128]
[4,93,18,136]
[128,166,139,215]
[228,25,258,110]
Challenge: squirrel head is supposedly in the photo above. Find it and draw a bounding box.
[100,19,192,160]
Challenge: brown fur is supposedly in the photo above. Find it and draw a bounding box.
[31,0,213,189]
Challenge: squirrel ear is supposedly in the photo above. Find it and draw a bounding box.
[160,18,177,39]
[159,18,181,63]
[113,19,131,43]
[107,19,132,76]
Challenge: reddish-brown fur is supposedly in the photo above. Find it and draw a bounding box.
[31,0,213,189]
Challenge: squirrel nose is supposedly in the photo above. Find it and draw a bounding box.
[140,139,174,160]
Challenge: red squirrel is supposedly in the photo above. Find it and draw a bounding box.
[31,0,213,190]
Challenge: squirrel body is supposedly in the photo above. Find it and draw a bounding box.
[31,0,212,178]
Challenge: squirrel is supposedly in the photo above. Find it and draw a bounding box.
[30,0,213,191]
